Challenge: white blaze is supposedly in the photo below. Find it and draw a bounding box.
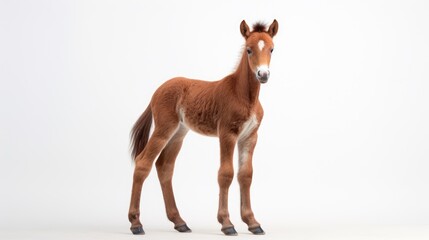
[258,40,265,51]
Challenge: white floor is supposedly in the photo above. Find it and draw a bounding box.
[1,225,429,240]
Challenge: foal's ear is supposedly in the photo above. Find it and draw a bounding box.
[240,20,250,38]
[268,19,279,37]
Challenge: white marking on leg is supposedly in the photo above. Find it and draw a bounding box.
[238,114,258,140]
[179,108,189,129]
[239,148,249,167]
[150,116,155,136]
[258,40,265,51]
[238,114,258,165]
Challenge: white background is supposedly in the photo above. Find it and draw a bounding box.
[1,0,429,239]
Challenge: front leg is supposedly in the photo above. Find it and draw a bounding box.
[217,131,238,235]
[237,132,265,235]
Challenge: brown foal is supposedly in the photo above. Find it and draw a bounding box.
[128,19,278,236]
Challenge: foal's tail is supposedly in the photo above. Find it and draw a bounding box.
[130,104,153,161]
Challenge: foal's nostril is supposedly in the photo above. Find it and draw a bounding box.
[258,70,269,78]
[256,66,270,81]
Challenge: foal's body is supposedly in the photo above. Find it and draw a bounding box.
[128,20,278,236]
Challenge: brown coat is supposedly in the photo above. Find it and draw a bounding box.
[128,20,278,236]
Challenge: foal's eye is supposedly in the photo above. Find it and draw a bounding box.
[270,48,274,53]
[246,48,253,55]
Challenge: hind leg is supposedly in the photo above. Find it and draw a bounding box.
[155,125,191,232]
[128,122,179,234]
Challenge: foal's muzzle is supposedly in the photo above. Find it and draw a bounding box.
[256,66,270,83]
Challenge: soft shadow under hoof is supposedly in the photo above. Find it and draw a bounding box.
[175,224,192,233]
[130,225,145,235]
[249,226,265,235]
[222,226,238,236]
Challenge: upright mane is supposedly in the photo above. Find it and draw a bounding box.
[252,22,267,32]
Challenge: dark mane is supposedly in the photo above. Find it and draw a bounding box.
[252,22,267,32]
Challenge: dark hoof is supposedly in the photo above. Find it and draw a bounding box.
[130,225,145,235]
[249,226,265,235]
[222,226,238,236]
[175,224,192,233]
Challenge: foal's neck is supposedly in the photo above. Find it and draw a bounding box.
[230,51,261,104]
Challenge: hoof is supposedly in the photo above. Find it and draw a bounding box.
[175,224,192,233]
[249,226,265,235]
[130,225,145,235]
[222,226,238,236]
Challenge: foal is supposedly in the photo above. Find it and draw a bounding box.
[128,19,278,236]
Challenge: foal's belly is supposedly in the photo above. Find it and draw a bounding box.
[179,108,218,136]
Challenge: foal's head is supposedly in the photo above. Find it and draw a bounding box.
[240,19,278,83]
